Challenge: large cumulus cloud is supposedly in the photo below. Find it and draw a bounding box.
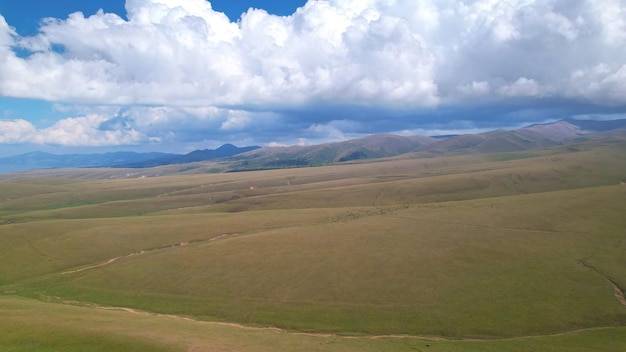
[1,0,625,148]
[1,0,438,107]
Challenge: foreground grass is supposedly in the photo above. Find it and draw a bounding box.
[0,298,175,352]
[2,296,625,352]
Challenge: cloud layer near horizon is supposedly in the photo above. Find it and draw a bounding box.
[1,0,626,148]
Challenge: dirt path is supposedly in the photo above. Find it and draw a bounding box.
[61,235,233,275]
[61,253,142,275]
[579,260,626,308]
[96,305,284,333]
[90,304,620,342]
[609,279,626,307]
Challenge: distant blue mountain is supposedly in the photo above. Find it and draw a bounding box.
[0,151,175,173]
[0,144,260,173]
[119,144,261,167]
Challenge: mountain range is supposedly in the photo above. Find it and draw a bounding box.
[0,144,259,174]
[1,118,625,175]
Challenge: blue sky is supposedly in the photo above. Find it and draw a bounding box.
[0,0,302,34]
[0,0,625,156]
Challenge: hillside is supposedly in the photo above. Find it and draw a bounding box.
[421,129,559,155]
[229,133,437,170]
[1,133,626,351]
[1,119,625,176]
[518,118,626,140]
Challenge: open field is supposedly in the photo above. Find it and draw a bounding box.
[3,296,626,352]
[1,136,626,350]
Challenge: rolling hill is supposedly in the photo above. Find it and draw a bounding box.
[226,118,626,171]
[1,118,625,177]
[228,133,437,170]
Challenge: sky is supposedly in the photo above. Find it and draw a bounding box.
[0,0,625,156]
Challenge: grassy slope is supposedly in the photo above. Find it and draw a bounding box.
[1,136,626,350]
[17,186,625,337]
[2,296,626,352]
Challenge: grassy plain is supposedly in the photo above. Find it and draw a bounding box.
[1,136,626,350]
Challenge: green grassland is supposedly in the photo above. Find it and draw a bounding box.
[1,136,626,350]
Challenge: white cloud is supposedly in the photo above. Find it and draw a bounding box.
[36,115,139,146]
[1,0,439,107]
[0,104,282,147]
[0,119,37,143]
[220,111,251,131]
[0,114,145,146]
[594,0,626,46]
[565,63,626,105]
[0,0,625,148]
[305,119,361,142]
[457,81,491,97]
[2,1,624,107]
[0,14,15,46]
[498,77,543,98]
